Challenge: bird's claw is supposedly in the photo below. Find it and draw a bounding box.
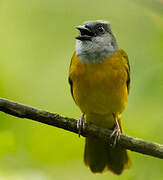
[110,114,121,147]
[110,126,121,147]
[77,114,85,137]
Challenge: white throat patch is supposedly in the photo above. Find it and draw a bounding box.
[76,34,118,64]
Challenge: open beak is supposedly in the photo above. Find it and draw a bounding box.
[76,25,94,41]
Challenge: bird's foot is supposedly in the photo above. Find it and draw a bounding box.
[110,114,121,147]
[77,113,85,137]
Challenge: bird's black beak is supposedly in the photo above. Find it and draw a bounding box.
[76,25,94,41]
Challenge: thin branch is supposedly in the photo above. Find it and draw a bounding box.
[0,98,162,159]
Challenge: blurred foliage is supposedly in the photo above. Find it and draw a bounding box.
[0,0,163,179]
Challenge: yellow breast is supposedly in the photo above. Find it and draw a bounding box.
[69,49,129,127]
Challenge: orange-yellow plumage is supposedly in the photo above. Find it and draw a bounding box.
[69,49,130,174]
[69,49,129,125]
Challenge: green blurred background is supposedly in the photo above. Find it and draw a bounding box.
[0,0,163,179]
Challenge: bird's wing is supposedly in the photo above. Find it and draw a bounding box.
[120,49,131,94]
[68,52,76,101]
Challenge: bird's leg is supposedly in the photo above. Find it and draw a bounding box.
[77,113,85,137]
[110,113,121,147]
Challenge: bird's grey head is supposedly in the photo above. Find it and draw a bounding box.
[75,20,119,64]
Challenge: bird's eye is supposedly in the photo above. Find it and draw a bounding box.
[97,26,104,33]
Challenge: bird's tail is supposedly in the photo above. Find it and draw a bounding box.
[84,121,130,174]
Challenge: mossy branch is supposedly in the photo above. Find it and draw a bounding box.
[0,98,162,159]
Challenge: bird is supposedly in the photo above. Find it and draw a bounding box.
[68,20,131,175]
